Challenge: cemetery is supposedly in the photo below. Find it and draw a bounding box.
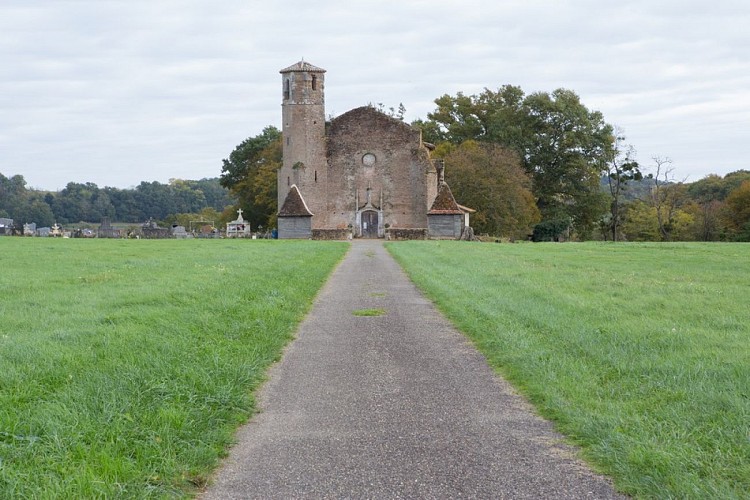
[0,214,268,240]
[0,217,13,235]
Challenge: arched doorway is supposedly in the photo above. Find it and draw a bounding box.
[361,210,379,238]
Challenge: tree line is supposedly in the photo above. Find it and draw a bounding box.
[0,175,234,229]
[220,86,750,242]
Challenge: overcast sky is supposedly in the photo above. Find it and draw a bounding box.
[2,0,748,191]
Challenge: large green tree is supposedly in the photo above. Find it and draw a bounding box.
[219,126,282,229]
[417,86,614,237]
[0,173,28,221]
[442,141,540,238]
[18,195,56,227]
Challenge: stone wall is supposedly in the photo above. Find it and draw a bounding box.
[312,228,351,240]
[277,62,444,238]
[325,107,437,231]
[386,228,428,240]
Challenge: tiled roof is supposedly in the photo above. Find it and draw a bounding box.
[428,182,463,215]
[280,60,326,73]
[278,185,313,217]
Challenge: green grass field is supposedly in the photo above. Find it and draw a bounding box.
[0,238,347,498]
[387,241,750,498]
[3,239,749,498]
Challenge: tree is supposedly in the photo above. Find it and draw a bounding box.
[603,130,642,241]
[421,85,527,147]
[423,91,491,143]
[188,178,234,211]
[685,174,726,241]
[132,181,175,221]
[648,157,690,241]
[1,172,233,226]
[52,182,103,223]
[722,170,750,194]
[91,191,116,220]
[219,127,282,229]
[622,200,660,241]
[724,180,750,241]
[522,89,612,236]
[233,138,281,229]
[417,86,614,237]
[0,173,29,220]
[220,127,281,188]
[442,141,540,238]
[680,198,723,241]
[531,218,572,242]
[168,178,208,214]
[103,187,141,222]
[18,196,55,227]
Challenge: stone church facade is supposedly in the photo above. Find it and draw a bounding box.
[277,60,471,239]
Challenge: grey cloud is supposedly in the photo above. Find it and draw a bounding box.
[1,0,748,189]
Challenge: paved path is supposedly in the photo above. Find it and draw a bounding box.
[202,240,623,499]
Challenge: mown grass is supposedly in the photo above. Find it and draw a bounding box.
[0,238,347,498]
[387,241,750,499]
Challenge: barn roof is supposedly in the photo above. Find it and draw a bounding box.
[278,185,313,217]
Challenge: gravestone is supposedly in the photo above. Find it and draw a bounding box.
[98,217,120,238]
[226,209,252,238]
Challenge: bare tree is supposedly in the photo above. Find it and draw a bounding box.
[649,156,688,241]
[604,129,641,241]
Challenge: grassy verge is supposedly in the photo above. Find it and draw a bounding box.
[0,238,347,498]
[387,241,749,498]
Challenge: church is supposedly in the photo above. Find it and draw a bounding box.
[276,60,473,240]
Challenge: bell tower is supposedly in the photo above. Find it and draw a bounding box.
[278,60,327,227]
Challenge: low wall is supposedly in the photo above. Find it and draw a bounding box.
[386,228,428,240]
[312,228,351,240]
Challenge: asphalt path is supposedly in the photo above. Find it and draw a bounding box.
[202,240,624,499]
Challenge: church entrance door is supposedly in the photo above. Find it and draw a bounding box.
[361,211,379,238]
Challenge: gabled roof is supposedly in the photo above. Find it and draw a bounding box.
[278,185,313,217]
[280,60,326,73]
[331,105,411,131]
[328,106,423,148]
[428,182,464,215]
